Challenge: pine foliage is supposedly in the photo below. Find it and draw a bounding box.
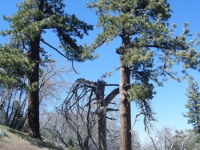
[184,76,200,133]
[87,0,200,101]
[87,1,200,148]
[0,0,95,138]
[0,0,96,88]
[0,44,31,88]
[1,0,95,62]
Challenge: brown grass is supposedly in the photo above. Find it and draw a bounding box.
[0,125,64,150]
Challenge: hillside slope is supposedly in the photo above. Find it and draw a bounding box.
[0,124,64,150]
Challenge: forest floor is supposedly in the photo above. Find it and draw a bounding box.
[0,124,64,150]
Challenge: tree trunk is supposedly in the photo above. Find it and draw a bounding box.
[27,0,44,139]
[98,109,107,150]
[27,37,40,138]
[96,80,107,150]
[119,64,131,150]
[119,27,132,149]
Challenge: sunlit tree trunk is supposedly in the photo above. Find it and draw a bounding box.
[119,31,132,150]
[119,64,131,150]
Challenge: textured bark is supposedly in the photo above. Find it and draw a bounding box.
[96,80,107,150]
[98,109,107,150]
[119,64,131,150]
[27,0,44,139]
[27,37,40,138]
[119,28,132,149]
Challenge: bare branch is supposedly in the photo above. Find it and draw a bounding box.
[106,108,119,112]
[40,37,72,61]
[131,99,158,150]
[40,37,79,74]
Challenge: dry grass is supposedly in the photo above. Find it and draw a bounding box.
[0,125,64,150]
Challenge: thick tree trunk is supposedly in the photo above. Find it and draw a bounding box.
[119,26,132,149]
[27,0,44,139]
[119,64,131,150]
[96,80,107,150]
[98,110,107,150]
[27,37,40,138]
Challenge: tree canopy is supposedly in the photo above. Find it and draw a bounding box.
[87,0,200,149]
[0,0,95,138]
[0,0,200,149]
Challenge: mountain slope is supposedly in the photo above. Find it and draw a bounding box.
[0,124,64,150]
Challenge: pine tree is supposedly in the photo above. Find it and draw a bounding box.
[0,43,31,88]
[87,0,200,149]
[1,0,94,138]
[184,76,200,134]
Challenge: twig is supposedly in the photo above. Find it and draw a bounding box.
[100,65,122,80]
[40,113,56,131]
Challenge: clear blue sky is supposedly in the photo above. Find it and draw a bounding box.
[1,0,200,143]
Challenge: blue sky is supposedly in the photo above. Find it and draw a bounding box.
[1,0,200,143]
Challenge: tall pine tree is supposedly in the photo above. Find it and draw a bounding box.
[1,0,94,138]
[184,76,200,134]
[87,0,200,149]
